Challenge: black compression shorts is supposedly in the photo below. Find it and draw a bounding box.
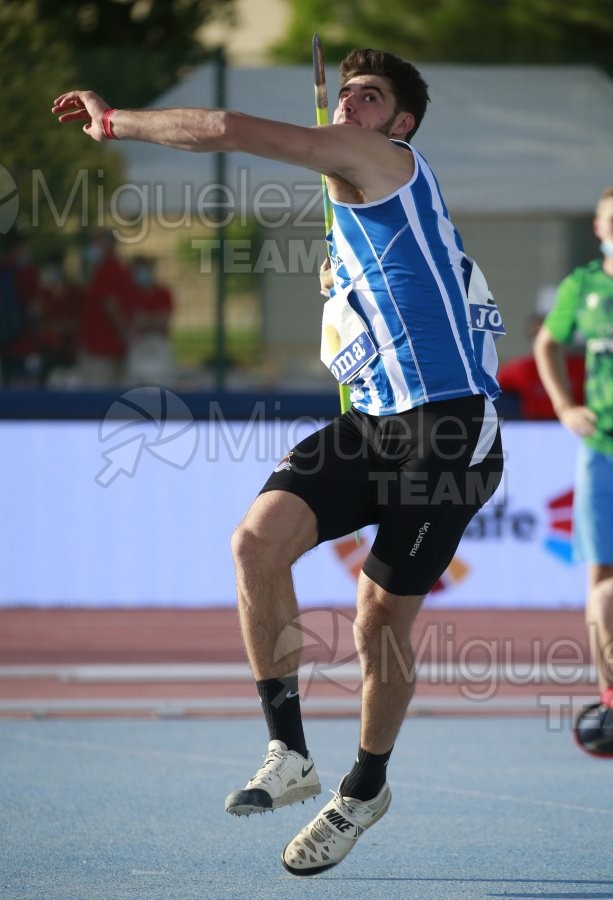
[260,395,504,596]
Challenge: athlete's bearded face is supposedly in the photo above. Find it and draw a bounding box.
[376,108,403,138]
[333,75,413,139]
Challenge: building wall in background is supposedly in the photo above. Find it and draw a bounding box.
[199,0,289,65]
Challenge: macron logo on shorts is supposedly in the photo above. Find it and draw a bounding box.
[274,452,293,473]
[409,521,431,557]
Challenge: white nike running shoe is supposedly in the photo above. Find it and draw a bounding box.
[225,740,321,816]
[282,782,392,875]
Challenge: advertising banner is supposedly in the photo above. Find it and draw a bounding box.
[0,407,586,608]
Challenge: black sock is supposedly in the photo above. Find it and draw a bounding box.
[340,746,393,801]
[256,676,308,758]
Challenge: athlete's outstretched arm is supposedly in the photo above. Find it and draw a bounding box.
[51,89,394,183]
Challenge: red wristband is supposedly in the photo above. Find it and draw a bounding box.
[101,108,118,140]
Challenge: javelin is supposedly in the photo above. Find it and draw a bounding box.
[313,33,359,545]
[312,32,351,416]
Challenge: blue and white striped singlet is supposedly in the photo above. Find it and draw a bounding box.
[328,142,503,415]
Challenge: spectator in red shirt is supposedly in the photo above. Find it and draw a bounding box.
[78,229,133,386]
[0,234,41,386]
[497,313,585,419]
[126,256,175,384]
[36,250,82,385]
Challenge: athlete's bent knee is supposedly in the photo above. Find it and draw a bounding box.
[231,520,299,573]
[231,523,269,571]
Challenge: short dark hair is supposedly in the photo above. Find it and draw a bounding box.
[339,49,430,140]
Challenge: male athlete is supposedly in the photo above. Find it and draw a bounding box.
[535,186,613,757]
[53,48,505,875]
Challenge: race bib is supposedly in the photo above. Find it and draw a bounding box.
[320,291,377,384]
[468,260,506,336]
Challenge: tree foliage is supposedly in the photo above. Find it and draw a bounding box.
[0,0,237,245]
[272,0,613,76]
[0,3,124,243]
[27,0,236,108]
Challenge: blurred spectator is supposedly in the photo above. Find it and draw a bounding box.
[534,185,613,756]
[36,251,82,385]
[77,229,133,386]
[0,234,40,386]
[497,311,585,419]
[126,255,175,384]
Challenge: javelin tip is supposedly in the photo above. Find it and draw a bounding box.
[312,32,326,93]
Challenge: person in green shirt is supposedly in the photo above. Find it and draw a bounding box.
[535,185,613,757]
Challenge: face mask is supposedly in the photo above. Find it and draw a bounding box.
[133,266,153,288]
[12,246,32,268]
[40,266,63,288]
[85,242,103,265]
[600,240,613,257]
